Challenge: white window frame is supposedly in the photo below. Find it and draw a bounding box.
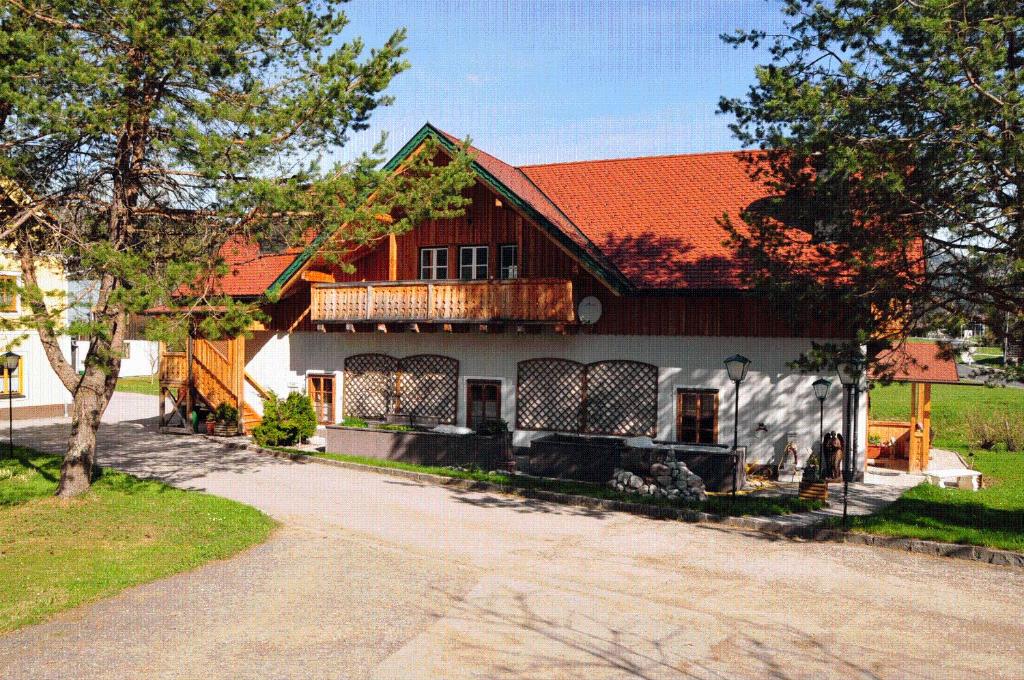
[459,245,488,280]
[499,244,518,280]
[419,247,448,280]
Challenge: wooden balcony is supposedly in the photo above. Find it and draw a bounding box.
[310,279,576,325]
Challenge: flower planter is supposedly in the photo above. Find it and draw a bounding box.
[212,422,238,437]
[205,421,216,435]
[324,425,508,470]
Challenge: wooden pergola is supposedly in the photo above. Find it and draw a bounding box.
[868,342,961,473]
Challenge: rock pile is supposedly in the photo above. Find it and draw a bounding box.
[608,457,707,502]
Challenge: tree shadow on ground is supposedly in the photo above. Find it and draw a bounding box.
[13,420,291,487]
[417,581,904,680]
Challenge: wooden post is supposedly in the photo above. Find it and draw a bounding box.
[231,335,245,434]
[388,233,398,281]
[908,381,931,473]
[185,334,194,426]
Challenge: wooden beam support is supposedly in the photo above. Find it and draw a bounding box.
[387,233,398,281]
[301,270,336,284]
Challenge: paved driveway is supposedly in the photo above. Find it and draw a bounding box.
[2,394,1023,679]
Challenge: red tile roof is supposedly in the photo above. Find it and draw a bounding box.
[215,237,298,297]
[521,152,772,289]
[871,342,960,384]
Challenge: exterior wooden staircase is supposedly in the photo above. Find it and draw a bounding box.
[159,337,267,433]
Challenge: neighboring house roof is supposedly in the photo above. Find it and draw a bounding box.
[215,237,299,297]
[872,342,960,384]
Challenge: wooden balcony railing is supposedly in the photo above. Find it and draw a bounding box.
[310,279,576,324]
[160,352,188,385]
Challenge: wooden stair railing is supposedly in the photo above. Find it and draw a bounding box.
[160,338,268,433]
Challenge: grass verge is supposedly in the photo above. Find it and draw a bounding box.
[858,383,1024,551]
[0,449,275,633]
[114,375,160,396]
[294,449,822,518]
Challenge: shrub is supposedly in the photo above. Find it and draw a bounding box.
[966,409,1023,452]
[214,402,238,425]
[252,391,317,447]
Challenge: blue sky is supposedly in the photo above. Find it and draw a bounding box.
[333,0,785,166]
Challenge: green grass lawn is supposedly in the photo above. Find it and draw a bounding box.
[301,449,822,518]
[114,374,160,396]
[0,450,275,632]
[857,383,1024,551]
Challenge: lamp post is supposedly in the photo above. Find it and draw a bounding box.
[2,351,19,459]
[723,354,751,500]
[836,357,864,529]
[812,378,831,477]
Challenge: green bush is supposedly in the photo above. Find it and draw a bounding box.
[252,391,317,447]
[341,416,368,428]
[214,402,238,425]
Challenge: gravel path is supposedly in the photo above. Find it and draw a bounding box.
[2,394,1022,679]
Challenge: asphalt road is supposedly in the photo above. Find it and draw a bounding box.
[2,393,1022,679]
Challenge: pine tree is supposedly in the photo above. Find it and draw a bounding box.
[0,0,475,496]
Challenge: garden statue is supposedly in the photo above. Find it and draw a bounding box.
[822,431,845,481]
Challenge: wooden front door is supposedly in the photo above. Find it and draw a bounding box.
[467,380,501,430]
[307,374,335,424]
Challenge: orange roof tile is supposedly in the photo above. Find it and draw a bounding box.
[520,151,771,290]
[871,342,960,384]
[215,236,298,297]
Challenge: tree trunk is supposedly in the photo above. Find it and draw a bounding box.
[56,372,115,498]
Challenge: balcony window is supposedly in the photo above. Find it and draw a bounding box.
[459,246,488,280]
[499,244,518,280]
[419,247,448,280]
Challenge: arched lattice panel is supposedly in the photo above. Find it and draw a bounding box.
[343,353,398,419]
[397,354,459,424]
[516,358,585,432]
[584,360,659,436]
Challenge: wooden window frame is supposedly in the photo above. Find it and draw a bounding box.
[0,355,25,397]
[307,373,336,424]
[419,247,449,280]
[458,245,489,281]
[0,275,18,313]
[466,379,501,430]
[498,243,518,280]
[675,388,718,445]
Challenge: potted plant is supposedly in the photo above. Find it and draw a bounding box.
[205,411,216,435]
[867,434,884,459]
[212,402,239,436]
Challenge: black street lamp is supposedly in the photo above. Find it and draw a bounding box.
[812,377,831,476]
[2,351,19,459]
[723,354,751,500]
[836,356,865,529]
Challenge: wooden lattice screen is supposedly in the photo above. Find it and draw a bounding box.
[397,354,459,424]
[515,358,586,432]
[343,353,398,419]
[583,360,658,436]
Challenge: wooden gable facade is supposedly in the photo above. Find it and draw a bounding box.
[262,172,843,339]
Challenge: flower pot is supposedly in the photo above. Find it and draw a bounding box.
[206,421,216,435]
[867,444,884,459]
[213,422,237,437]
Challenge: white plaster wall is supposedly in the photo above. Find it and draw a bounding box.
[72,339,159,377]
[246,331,867,467]
[0,331,72,411]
